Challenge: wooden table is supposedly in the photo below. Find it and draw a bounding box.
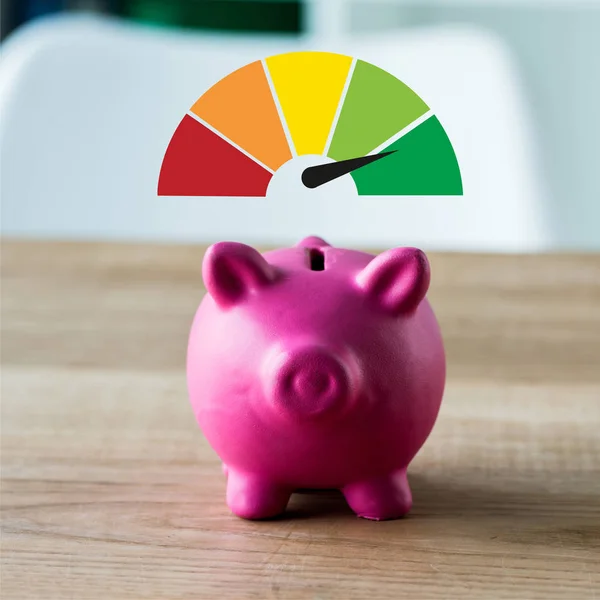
[2,241,599,599]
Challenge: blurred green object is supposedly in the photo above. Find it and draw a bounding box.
[120,0,303,33]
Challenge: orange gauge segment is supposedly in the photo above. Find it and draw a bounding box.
[190,61,292,171]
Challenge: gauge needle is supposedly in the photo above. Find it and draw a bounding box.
[301,151,397,189]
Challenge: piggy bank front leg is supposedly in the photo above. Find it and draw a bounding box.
[226,469,291,520]
[342,469,412,521]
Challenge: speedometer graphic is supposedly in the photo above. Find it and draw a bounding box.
[158,51,462,197]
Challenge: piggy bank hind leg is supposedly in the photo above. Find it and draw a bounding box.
[342,469,412,521]
[225,468,291,520]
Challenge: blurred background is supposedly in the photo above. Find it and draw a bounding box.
[1,0,599,251]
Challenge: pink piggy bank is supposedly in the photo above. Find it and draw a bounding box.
[187,236,445,520]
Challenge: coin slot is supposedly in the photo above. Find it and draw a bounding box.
[307,248,325,271]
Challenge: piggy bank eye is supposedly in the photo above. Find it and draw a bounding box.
[356,248,430,315]
[203,242,277,308]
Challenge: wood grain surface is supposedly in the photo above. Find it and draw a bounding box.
[1,240,599,599]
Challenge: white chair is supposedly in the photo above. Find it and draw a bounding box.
[0,14,550,251]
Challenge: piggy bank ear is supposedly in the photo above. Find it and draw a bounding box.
[356,247,430,315]
[202,242,277,308]
[296,235,331,248]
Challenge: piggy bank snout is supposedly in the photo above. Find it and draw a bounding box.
[266,346,359,420]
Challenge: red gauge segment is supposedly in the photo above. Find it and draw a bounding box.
[158,115,273,197]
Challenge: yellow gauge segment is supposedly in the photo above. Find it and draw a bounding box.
[266,52,353,155]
